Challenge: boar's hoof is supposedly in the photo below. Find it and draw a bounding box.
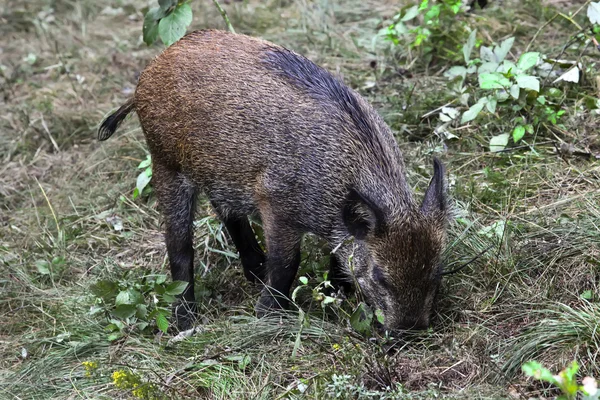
[173,300,198,331]
[255,291,288,318]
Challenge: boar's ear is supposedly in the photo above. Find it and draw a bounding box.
[421,158,447,215]
[343,189,384,240]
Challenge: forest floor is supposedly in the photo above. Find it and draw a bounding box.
[1,0,600,398]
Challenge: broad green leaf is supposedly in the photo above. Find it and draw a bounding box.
[486,96,497,113]
[136,304,148,319]
[512,125,525,143]
[35,260,51,275]
[553,66,580,84]
[537,95,546,105]
[113,304,136,319]
[156,313,169,333]
[158,3,193,47]
[460,102,484,124]
[509,84,520,99]
[115,290,130,306]
[489,133,509,152]
[581,290,593,300]
[444,65,467,80]
[350,302,373,335]
[463,29,477,64]
[401,5,420,21]
[515,75,540,92]
[480,46,496,62]
[128,289,144,305]
[522,361,557,384]
[494,37,514,62]
[375,309,385,325]
[517,52,540,71]
[479,72,511,89]
[478,62,499,74]
[136,168,152,195]
[497,60,516,75]
[159,0,177,12]
[90,280,119,301]
[165,281,188,296]
[496,90,509,102]
[299,276,309,285]
[143,7,165,46]
[588,2,600,24]
[138,155,152,169]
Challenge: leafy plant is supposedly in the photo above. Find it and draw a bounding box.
[142,0,235,47]
[379,0,471,63]
[90,274,188,340]
[133,154,152,200]
[143,0,193,46]
[523,360,599,400]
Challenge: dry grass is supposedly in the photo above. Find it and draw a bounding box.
[1,0,599,399]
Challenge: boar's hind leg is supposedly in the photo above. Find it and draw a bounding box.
[255,220,301,317]
[153,163,197,330]
[210,202,266,283]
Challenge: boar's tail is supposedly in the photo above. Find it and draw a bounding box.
[98,98,135,141]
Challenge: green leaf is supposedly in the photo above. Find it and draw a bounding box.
[156,313,169,333]
[494,37,514,62]
[128,289,144,305]
[537,95,546,105]
[509,84,520,99]
[375,309,385,325]
[517,52,540,71]
[159,0,177,12]
[581,290,593,300]
[478,62,499,74]
[158,3,193,47]
[136,304,148,319]
[136,168,152,196]
[401,5,420,21]
[515,75,540,92]
[444,66,467,80]
[489,133,509,152]
[479,72,511,89]
[165,281,188,296]
[512,125,526,143]
[115,290,130,306]
[107,332,122,341]
[113,304,136,319]
[480,46,495,62]
[522,361,558,384]
[143,7,165,46]
[588,2,600,24]
[299,276,309,285]
[486,96,497,113]
[463,29,477,64]
[90,280,119,301]
[35,260,51,275]
[138,155,152,169]
[460,102,484,124]
[350,302,373,335]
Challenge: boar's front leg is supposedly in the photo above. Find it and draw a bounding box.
[153,162,198,330]
[210,202,266,283]
[255,214,301,316]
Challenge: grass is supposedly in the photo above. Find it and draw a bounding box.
[1,0,600,398]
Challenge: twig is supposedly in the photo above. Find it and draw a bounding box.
[211,0,236,33]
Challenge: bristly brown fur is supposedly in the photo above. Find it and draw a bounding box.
[99,29,449,331]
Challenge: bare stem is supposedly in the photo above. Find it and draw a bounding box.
[211,0,236,33]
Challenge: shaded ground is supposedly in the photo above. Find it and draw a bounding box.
[1,0,599,399]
